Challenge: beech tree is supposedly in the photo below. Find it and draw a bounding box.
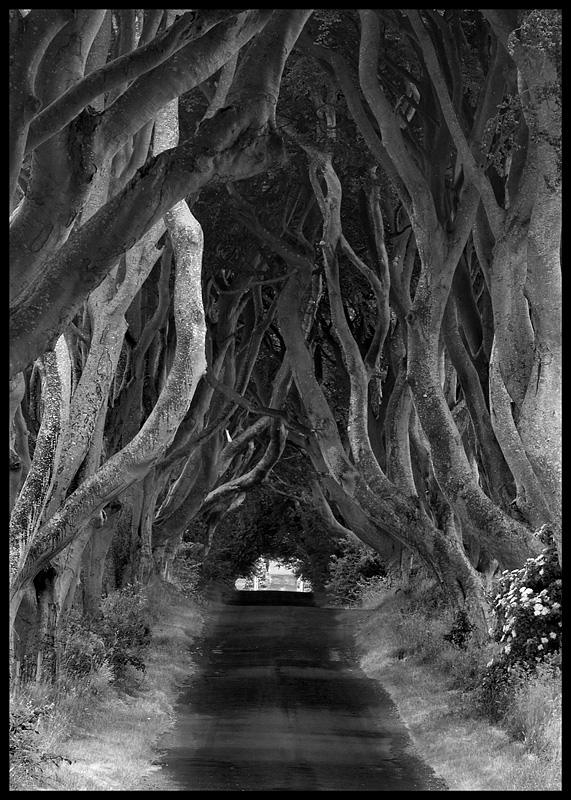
[9,9,560,674]
[9,7,313,671]
[197,9,560,631]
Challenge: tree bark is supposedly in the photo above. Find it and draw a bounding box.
[9,9,75,208]
[10,10,313,377]
[10,196,207,603]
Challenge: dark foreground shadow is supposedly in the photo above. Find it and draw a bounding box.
[225,589,316,607]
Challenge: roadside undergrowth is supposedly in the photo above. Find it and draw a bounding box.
[10,579,204,791]
[355,576,561,792]
[11,562,560,792]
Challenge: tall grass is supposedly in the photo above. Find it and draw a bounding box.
[355,576,562,791]
[11,569,560,791]
[9,579,204,791]
[10,658,116,790]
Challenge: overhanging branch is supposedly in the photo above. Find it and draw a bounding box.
[204,368,313,437]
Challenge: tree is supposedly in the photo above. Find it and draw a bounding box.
[10,10,561,673]
[9,8,313,672]
[193,8,560,630]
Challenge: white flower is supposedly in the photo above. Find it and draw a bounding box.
[549,632,557,639]
[534,604,545,616]
[537,643,544,650]
[504,644,512,654]
[541,637,549,644]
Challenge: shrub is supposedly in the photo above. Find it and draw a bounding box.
[437,638,497,694]
[504,659,562,754]
[359,574,393,608]
[170,543,205,601]
[490,543,561,669]
[58,584,152,686]
[474,539,561,728]
[399,574,448,617]
[9,696,54,790]
[85,659,115,697]
[59,621,107,678]
[443,609,475,650]
[473,658,520,722]
[324,537,387,606]
[96,585,152,679]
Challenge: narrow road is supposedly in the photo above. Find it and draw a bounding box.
[144,590,448,791]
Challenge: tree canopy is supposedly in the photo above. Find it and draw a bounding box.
[10,9,561,672]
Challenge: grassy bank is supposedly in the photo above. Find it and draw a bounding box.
[11,576,561,791]
[10,580,204,791]
[354,579,562,792]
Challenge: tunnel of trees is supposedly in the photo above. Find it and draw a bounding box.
[10,9,561,678]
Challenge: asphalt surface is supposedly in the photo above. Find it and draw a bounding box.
[142,589,448,791]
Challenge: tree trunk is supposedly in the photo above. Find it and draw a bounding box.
[81,521,117,617]
[10,198,207,609]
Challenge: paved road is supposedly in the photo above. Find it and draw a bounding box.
[143,590,447,791]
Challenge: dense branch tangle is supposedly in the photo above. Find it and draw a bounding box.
[9,10,560,668]
[9,9,314,666]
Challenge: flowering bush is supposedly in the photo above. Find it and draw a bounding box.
[473,539,561,724]
[490,543,561,669]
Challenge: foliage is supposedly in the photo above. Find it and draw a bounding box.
[94,585,152,679]
[60,585,152,685]
[12,584,154,785]
[9,696,55,790]
[480,95,523,172]
[195,484,395,601]
[324,535,387,606]
[473,657,520,722]
[9,580,205,791]
[358,578,561,789]
[170,542,204,602]
[489,543,561,668]
[443,609,475,650]
[513,9,562,67]
[197,485,338,589]
[472,538,561,724]
[503,660,562,755]
[59,620,107,677]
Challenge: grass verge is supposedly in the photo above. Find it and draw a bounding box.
[11,575,561,791]
[10,580,204,791]
[355,580,561,791]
